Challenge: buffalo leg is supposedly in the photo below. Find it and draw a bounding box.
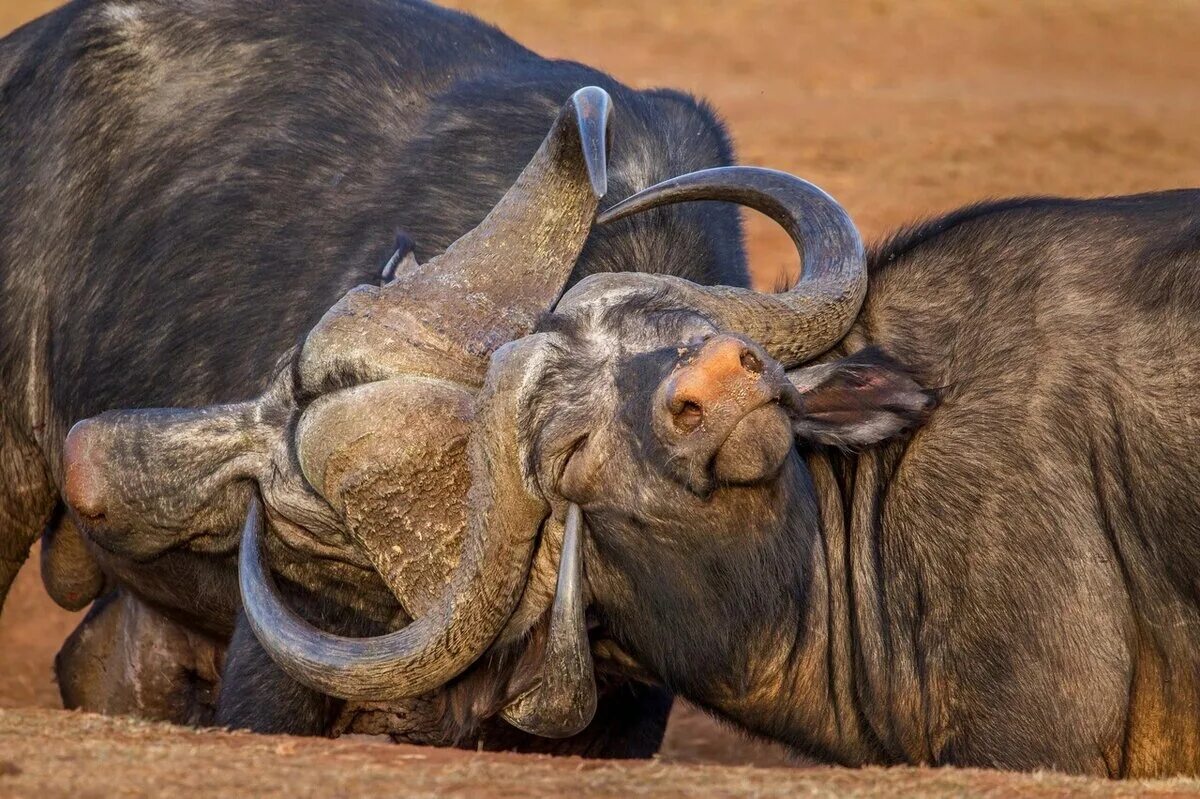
[216,609,341,735]
[56,590,224,725]
[0,421,56,614]
[0,512,40,613]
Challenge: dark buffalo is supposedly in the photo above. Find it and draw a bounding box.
[243,167,1200,776]
[19,0,1199,778]
[0,0,747,753]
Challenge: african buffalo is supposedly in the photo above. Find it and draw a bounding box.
[0,0,745,753]
[243,169,1200,776]
[17,0,1200,778]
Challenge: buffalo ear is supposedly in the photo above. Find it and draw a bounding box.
[788,347,936,449]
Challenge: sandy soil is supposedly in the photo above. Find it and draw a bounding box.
[3,0,1200,793]
[5,708,1200,799]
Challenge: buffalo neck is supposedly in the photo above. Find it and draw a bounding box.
[655,442,928,766]
[586,446,901,764]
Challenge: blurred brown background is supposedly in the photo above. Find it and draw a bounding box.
[2,0,1199,767]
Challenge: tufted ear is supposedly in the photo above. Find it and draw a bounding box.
[787,347,936,449]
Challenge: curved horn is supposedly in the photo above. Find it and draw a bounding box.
[400,86,611,326]
[300,86,612,388]
[240,336,554,700]
[557,167,865,367]
[500,503,597,737]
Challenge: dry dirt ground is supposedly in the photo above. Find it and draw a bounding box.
[7,709,1200,799]
[3,0,1200,795]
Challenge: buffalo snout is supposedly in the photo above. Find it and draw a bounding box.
[59,403,269,562]
[654,334,797,492]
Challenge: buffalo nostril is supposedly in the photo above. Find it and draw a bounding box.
[671,399,704,432]
[740,348,763,375]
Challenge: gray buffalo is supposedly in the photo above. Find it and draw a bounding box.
[0,0,749,755]
[14,0,1200,778]
[243,170,1200,776]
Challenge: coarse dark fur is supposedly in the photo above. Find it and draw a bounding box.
[518,190,1200,776]
[0,0,745,752]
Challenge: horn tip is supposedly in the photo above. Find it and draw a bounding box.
[570,85,611,109]
[571,86,612,199]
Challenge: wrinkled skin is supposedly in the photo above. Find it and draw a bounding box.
[0,0,746,750]
[510,192,1200,777]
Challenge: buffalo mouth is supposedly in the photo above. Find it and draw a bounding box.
[710,400,797,487]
